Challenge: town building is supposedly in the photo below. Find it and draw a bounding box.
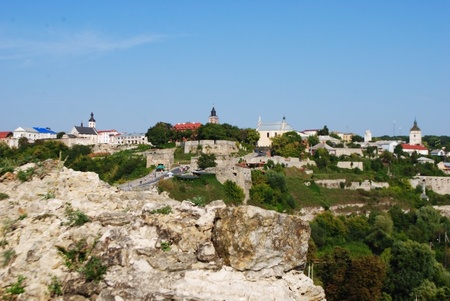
[409,119,422,145]
[116,133,148,145]
[256,116,295,147]
[12,127,57,142]
[97,129,121,144]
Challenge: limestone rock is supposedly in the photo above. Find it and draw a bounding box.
[212,205,310,275]
[0,160,325,301]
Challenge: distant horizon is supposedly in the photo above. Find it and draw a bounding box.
[3,111,447,139]
[1,1,448,137]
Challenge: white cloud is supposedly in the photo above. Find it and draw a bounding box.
[0,31,164,60]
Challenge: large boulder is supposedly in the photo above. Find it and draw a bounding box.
[212,205,310,276]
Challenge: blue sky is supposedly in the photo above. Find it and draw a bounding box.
[1,1,449,137]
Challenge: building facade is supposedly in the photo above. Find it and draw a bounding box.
[256,116,295,147]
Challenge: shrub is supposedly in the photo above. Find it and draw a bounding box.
[0,192,9,200]
[160,241,172,252]
[48,275,63,296]
[80,256,107,282]
[65,203,91,226]
[224,180,245,203]
[57,239,88,270]
[17,168,35,182]
[190,196,206,207]
[5,275,26,295]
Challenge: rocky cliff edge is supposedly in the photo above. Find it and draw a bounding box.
[0,160,325,301]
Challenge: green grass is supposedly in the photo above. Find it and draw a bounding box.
[158,174,240,205]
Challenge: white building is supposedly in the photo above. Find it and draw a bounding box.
[13,127,57,142]
[256,116,295,147]
[409,119,422,145]
[117,133,149,145]
[97,129,120,144]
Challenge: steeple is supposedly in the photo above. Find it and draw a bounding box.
[88,112,96,128]
[410,118,420,131]
[208,106,219,124]
[409,118,422,145]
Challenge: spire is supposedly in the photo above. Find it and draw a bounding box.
[88,112,96,128]
[89,112,96,122]
[211,107,216,117]
[410,118,420,131]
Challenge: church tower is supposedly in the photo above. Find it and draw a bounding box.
[208,107,219,124]
[409,119,422,145]
[88,112,96,128]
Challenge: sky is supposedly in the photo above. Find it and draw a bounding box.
[1,1,449,137]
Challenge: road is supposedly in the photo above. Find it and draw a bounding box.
[118,166,188,191]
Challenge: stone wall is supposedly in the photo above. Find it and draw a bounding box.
[337,161,364,170]
[145,149,175,169]
[315,179,389,191]
[180,140,239,155]
[334,148,364,157]
[410,176,450,195]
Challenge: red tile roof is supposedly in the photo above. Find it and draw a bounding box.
[401,143,428,150]
[173,122,202,131]
[0,131,12,139]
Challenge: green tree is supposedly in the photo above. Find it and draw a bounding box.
[197,153,217,169]
[385,240,436,300]
[224,180,245,203]
[318,125,329,136]
[146,122,173,146]
[271,131,305,158]
[197,123,227,140]
[240,128,260,146]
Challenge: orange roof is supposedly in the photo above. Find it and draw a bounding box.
[401,143,428,150]
[0,131,12,139]
[173,122,202,131]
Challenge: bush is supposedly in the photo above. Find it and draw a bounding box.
[224,180,245,203]
[80,256,107,282]
[160,241,172,252]
[5,275,26,295]
[17,168,35,182]
[48,275,63,296]
[0,192,9,200]
[190,196,206,207]
[65,203,91,226]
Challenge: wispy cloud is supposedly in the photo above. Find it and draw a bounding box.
[0,31,164,61]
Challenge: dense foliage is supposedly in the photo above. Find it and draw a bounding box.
[309,207,450,300]
[249,160,296,212]
[0,140,150,185]
[145,121,260,149]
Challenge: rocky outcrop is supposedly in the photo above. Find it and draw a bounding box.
[213,206,310,276]
[0,160,325,301]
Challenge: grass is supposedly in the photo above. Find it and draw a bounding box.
[158,174,239,205]
[5,275,25,295]
[2,249,16,267]
[57,239,107,283]
[0,192,9,200]
[48,276,63,296]
[150,205,172,215]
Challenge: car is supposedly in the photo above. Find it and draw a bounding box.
[156,164,165,171]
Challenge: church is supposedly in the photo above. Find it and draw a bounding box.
[400,119,428,155]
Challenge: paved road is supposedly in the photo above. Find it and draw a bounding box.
[118,166,188,191]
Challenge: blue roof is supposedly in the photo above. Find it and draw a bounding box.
[33,127,57,134]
